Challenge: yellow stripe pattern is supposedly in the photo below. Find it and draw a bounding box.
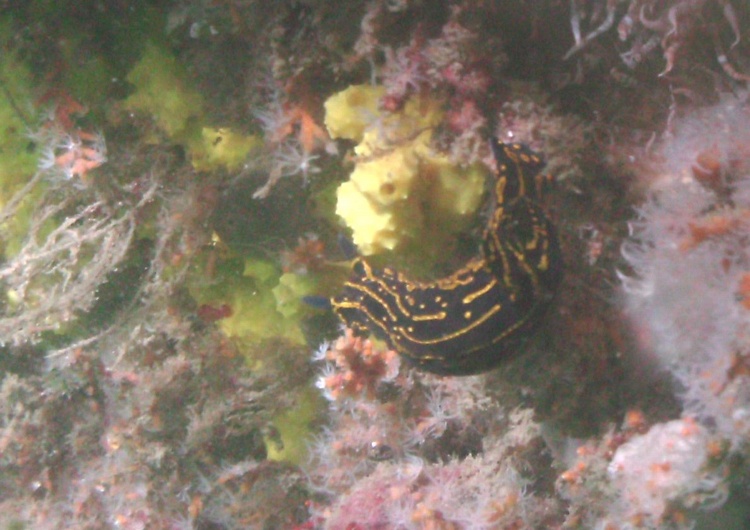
[331,141,562,375]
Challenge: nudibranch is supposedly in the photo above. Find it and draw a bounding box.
[331,141,562,375]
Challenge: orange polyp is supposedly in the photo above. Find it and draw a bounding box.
[680,215,738,251]
[691,146,723,191]
[624,409,646,432]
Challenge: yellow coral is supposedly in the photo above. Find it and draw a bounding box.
[192,127,262,172]
[124,44,263,173]
[217,259,306,347]
[324,84,384,141]
[425,155,488,225]
[124,43,204,141]
[265,386,322,464]
[324,84,486,256]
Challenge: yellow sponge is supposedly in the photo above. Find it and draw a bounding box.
[324,84,384,141]
[325,85,486,256]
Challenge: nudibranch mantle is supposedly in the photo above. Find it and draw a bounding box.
[331,141,562,375]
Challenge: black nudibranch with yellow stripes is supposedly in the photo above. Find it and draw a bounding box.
[331,141,563,375]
